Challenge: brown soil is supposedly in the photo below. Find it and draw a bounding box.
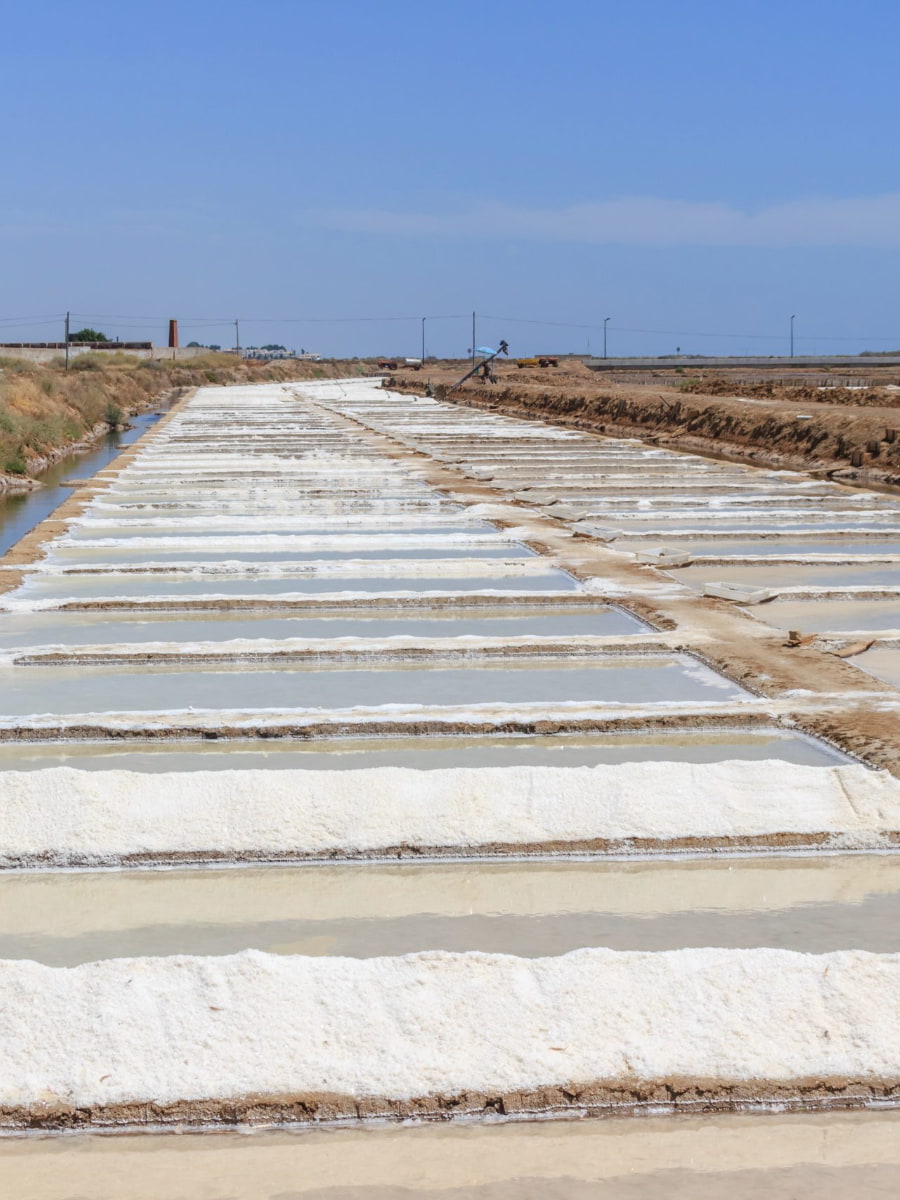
[3,1077,899,1131]
[389,363,900,490]
[5,828,899,872]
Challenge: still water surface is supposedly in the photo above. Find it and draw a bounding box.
[0,409,169,556]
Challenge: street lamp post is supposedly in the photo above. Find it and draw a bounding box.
[603,317,611,360]
[421,317,426,366]
[790,314,796,358]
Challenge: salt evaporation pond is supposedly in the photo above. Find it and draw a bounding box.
[620,538,900,558]
[15,569,577,600]
[612,519,900,536]
[46,544,536,564]
[0,606,646,649]
[4,855,899,965]
[0,728,846,772]
[64,520,494,539]
[0,654,746,716]
[2,377,898,1159]
[851,646,900,689]
[3,1111,899,1199]
[670,562,900,590]
[750,600,900,634]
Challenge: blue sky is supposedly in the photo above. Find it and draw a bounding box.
[3,0,899,357]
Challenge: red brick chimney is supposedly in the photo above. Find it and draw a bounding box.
[168,319,179,348]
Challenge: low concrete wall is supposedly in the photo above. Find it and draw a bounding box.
[0,346,213,365]
[586,355,900,372]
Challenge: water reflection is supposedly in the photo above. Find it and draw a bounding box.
[0,408,169,556]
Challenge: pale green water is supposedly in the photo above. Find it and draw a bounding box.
[0,655,745,717]
[3,1111,900,1198]
[15,571,578,600]
[2,855,897,966]
[671,563,900,589]
[0,728,846,772]
[0,607,645,649]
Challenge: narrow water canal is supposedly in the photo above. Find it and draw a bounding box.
[0,406,170,555]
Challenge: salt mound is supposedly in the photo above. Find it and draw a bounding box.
[0,761,896,865]
[0,947,898,1116]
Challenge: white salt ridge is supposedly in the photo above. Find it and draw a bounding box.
[24,559,552,581]
[0,762,897,863]
[53,532,505,550]
[8,633,664,661]
[2,946,897,1112]
[0,587,582,613]
[0,697,788,740]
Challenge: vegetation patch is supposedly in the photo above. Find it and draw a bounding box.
[0,356,360,487]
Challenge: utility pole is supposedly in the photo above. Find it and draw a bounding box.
[472,311,476,368]
[235,319,241,358]
[603,316,611,360]
[64,311,70,370]
[790,314,796,358]
[421,316,426,366]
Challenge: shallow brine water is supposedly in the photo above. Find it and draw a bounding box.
[669,563,900,589]
[46,545,533,565]
[749,599,900,634]
[611,519,900,536]
[0,607,646,649]
[0,728,846,771]
[66,525,496,544]
[3,855,898,965]
[625,538,900,558]
[13,570,578,601]
[0,655,746,717]
[1,1105,899,1198]
[850,646,900,688]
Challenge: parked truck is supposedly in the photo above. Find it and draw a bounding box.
[516,356,559,368]
[377,357,422,371]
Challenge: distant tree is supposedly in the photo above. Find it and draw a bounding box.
[68,328,109,343]
[261,343,287,351]
[186,340,202,347]
[208,344,221,351]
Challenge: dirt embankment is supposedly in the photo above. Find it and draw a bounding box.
[390,367,900,489]
[678,376,900,408]
[0,356,372,491]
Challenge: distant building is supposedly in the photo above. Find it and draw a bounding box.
[241,348,322,361]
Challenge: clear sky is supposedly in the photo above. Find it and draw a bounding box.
[3,0,899,358]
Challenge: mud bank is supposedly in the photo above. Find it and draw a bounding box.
[394,379,900,489]
[1,947,899,1129]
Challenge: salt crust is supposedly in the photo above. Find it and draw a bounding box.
[1,946,898,1109]
[0,762,897,861]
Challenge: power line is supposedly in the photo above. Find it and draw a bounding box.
[479,314,900,342]
[0,314,64,326]
[70,312,470,325]
[0,309,896,346]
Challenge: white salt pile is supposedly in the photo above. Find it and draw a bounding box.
[0,947,898,1122]
[0,762,897,866]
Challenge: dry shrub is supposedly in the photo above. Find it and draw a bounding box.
[0,355,336,480]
